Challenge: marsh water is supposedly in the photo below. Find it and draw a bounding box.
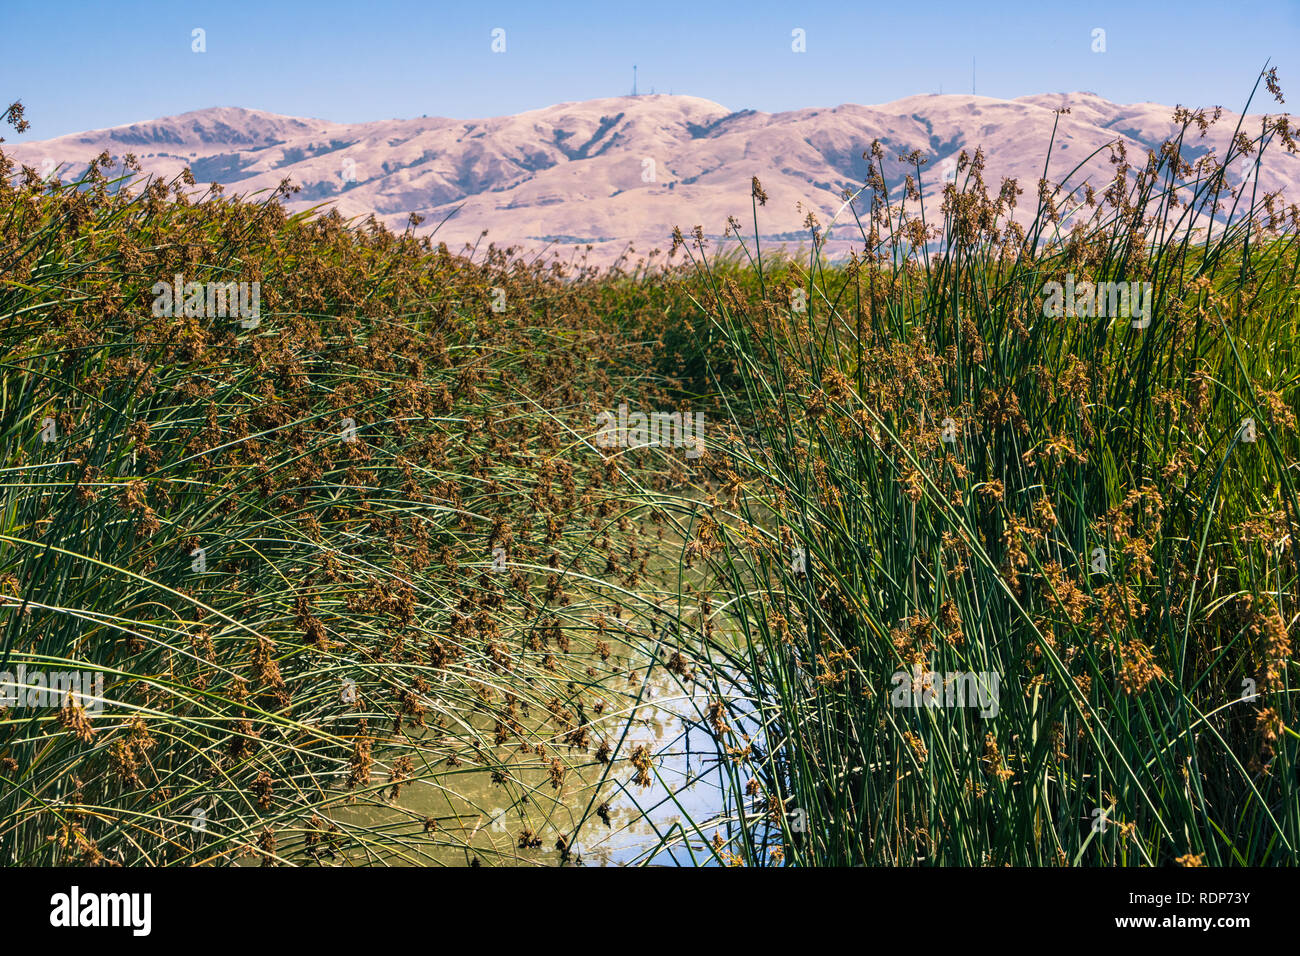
[321,494,767,866]
[333,637,748,866]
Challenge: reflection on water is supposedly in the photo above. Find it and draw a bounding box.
[332,626,752,866]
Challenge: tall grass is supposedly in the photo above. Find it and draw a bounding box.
[0,149,715,865]
[679,74,1300,866]
[3,75,1297,868]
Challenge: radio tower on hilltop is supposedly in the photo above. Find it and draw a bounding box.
[631,65,638,96]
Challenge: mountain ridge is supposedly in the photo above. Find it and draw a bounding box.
[8,92,1295,264]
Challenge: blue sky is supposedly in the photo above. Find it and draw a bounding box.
[2,0,1297,140]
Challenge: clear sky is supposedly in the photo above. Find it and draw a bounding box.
[3,0,1297,141]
